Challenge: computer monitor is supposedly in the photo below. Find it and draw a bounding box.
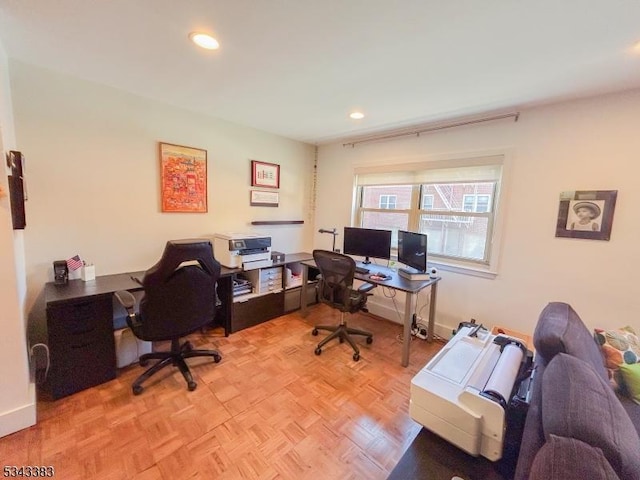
[398,230,427,273]
[343,227,392,264]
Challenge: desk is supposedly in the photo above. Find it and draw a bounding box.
[42,253,313,398]
[299,261,440,367]
[44,272,146,398]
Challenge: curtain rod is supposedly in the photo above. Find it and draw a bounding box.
[342,111,520,148]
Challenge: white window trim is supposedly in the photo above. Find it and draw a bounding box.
[352,149,512,278]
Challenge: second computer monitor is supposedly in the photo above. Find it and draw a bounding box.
[343,227,392,264]
[398,230,428,273]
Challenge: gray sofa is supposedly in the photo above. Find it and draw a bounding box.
[515,302,640,480]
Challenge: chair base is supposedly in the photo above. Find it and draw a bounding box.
[312,321,373,362]
[132,339,221,395]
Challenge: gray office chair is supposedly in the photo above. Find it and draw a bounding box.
[311,249,376,361]
[114,239,222,395]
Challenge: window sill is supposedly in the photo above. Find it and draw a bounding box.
[429,260,498,280]
[388,253,498,279]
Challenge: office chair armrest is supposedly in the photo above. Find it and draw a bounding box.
[114,290,136,311]
[357,282,376,294]
[114,290,143,330]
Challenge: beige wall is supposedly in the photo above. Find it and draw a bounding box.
[316,90,640,337]
[1,60,314,436]
[0,48,35,437]
[9,60,316,314]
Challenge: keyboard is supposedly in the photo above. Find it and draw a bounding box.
[355,266,370,274]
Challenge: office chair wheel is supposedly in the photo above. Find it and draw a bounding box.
[132,385,144,395]
[353,353,360,361]
[213,354,222,363]
[366,336,373,344]
[312,328,319,336]
[314,347,322,355]
[139,358,149,367]
[188,381,197,391]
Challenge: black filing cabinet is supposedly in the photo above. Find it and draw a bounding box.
[232,291,285,333]
[46,295,116,399]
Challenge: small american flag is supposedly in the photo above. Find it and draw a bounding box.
[66,255,83,271]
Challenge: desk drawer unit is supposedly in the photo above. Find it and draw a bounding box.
[245,266,283,294]
[46,296,116,399]
[232,291,284,333]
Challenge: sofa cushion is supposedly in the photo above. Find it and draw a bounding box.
[595,326,640,388]
[533,302,608,380]
[619,393,640,437]
[514,362,546,480]
[542,353,640,480]
[620,362,640,405]
[529,434,619,480]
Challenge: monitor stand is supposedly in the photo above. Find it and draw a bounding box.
[354,260,371,274]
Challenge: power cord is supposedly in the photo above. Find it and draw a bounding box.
[29,343,50,384]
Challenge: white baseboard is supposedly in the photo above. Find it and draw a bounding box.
[365,297,453,340]
[0,382,36,438]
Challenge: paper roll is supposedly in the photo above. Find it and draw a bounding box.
[483,343,523,404]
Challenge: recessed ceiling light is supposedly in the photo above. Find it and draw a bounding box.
[189,32,220,50]
[634,40,640,52]
[350,112,365,120]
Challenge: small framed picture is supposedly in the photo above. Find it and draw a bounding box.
[555,190,617,241]
[251,160,280,189]
[250,190,279,207]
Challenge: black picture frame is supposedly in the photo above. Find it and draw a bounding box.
[555,190,617,241]
[6,150,26,230]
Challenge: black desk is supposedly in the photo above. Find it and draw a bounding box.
[44,272,143,398]
[43,269,237,398]
[42,253,314,398]
[299,261,440,367]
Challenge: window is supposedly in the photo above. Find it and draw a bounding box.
[422,194,434,210]
[353,157,503,266]
[379,194,397,209]
[463,194,491,213]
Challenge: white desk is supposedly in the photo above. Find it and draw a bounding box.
[300,261,440,367]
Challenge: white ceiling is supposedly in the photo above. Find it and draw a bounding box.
[0,0,639,144]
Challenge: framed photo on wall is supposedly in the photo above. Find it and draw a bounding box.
[251,160,280,189]
[159,142,207,213]
[250,190,279,207]
[555,190,617,241]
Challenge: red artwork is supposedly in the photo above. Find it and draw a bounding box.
[160,143,207,213]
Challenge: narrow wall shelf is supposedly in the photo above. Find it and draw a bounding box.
[251,220,304,225]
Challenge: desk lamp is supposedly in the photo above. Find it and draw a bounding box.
[318,228,339,252]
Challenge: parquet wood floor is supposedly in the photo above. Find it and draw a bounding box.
[0,305,443,479]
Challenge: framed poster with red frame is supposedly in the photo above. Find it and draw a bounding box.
[251,160,280,189]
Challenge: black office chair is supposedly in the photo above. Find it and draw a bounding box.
[311,249,376,361]
[114,239,222,395]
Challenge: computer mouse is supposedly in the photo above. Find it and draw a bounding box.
[372,272,390,280]
[369,273,386,281]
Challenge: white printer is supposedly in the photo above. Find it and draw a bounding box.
[213,233,273,270]
[410,323,532,461]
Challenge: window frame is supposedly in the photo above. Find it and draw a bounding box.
[352,154,507,275]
